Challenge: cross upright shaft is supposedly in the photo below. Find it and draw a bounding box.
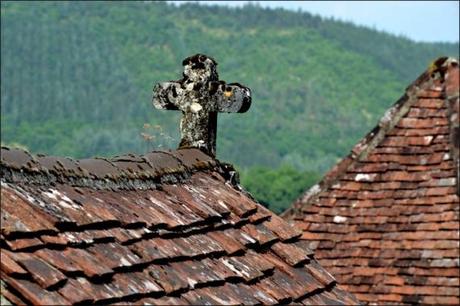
[152,54,252,157]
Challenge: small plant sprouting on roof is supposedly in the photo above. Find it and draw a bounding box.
[140,123,175,152]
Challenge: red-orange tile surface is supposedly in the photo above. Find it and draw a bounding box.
[284,57,460,305]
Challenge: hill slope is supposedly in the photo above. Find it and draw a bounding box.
[1,2,458,211]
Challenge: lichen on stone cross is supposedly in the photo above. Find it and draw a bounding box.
[152,54,252,157]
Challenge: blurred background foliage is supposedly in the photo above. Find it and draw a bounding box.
[1,1,458,212]
[240,165,321,214]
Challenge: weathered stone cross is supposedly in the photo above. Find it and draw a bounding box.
[152,54,252,157]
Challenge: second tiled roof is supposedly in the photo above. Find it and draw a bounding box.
[284,57,459,305]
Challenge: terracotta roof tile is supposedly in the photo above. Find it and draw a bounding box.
[241,222,279,246]
[5,237,44,251]
[207,229,245,255]
[271,241,313,266]
[1,186,58,236]
[0,250,28,276]
[284,57,460,304]
[1,148,359,305]
[1,274,70,305]
[62,247,114,278]
[16,255,67,289]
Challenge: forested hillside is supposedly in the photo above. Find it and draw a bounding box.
[1,1,458,212]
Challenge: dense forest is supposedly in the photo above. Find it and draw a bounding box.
[1,2,458,212]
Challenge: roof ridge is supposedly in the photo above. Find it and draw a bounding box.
[282,56,459,218]
[0,147,219,189]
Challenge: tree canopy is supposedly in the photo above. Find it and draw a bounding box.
[1,1,458,212]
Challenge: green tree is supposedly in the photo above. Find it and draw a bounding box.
[241,165,321,213]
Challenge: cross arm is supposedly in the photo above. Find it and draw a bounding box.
[214,82,252,113]
[152,81,182,110]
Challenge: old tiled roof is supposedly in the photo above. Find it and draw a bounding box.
[283,57,460,305]
[0,147,359,305]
